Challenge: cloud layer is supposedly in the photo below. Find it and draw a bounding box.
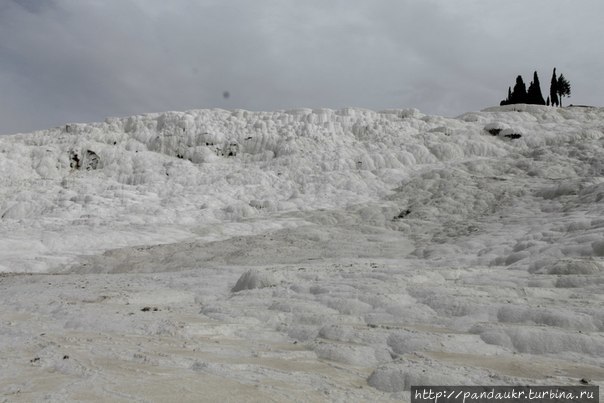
[1,0,602,134]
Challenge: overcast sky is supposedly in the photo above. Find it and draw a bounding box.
[1,0,602,134]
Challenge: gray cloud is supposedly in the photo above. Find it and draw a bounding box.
[1,0,603,134]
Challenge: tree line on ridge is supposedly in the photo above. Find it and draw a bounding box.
[500,68,571,107]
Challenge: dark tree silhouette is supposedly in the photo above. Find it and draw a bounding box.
[500,86,512,105]
[546,96,550,106]
[550,68,559,106]
[556,74,571,107]
[526,71,546,105]
[510,75,527,104]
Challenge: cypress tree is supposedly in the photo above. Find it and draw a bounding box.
[500,86,512,106]
[550,68,559,107]
[510,75,527,104]
[546,96,550,106]
[527,80,536,103]
[527,71,546,105]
